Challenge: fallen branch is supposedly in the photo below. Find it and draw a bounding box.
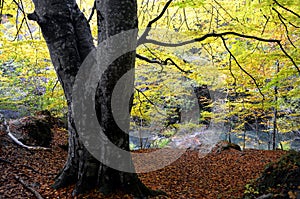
[2,118,51,151]
[7,132,51,151]
[14,175,44,199]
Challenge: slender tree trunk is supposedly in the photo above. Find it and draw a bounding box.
[28,0,161,197]
[272,61,280,150]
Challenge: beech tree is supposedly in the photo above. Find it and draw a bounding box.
[1,0,299,196]
[27,0,161,197]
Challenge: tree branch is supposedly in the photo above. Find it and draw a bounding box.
[135,88,155,106]
[272,7,296,48]
[87,1,96,23]
[142,31,281,47]
[277,42,300,74]
[12,0,33,40]
[2,117,51,151]
[228,55,237,87]
[136,54,192,73]
[138,0,173,46]
[221,36,265,100]
[15,175,44,199]
[8,132,51,150]
[141,31,300,75]
[135,88,167,117]
[273,0,300,19]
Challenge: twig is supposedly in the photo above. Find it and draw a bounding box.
[182,8,191,30]
[228,55,237,87]
[12,0,33,40]
[138,0,173,45]
[14,175,44,199]
[212,0,237,22]
[135,88,155,106]
[51,80,59,93]
[135,88,167,117]
[261,15,270,35]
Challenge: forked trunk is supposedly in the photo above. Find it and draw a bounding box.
[28,0,162,197]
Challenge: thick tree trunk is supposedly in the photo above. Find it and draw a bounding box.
[28,0,162,197]
[28,1,96,192]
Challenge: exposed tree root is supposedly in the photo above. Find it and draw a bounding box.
[14,175,44,199]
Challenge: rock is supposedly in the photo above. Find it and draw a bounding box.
[211,140,241,154]
[34,110,66,128]
[9,115,53,147]
[256,193,273,199]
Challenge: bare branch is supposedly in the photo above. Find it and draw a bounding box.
[289,21,300,28]
[135,88,155,106]
[273,0,300,19]
[13,16,25,41]
[261,16,270,35]
[221,36,265,100]
[228,55,237,87]
[182,8,191,30]
[138,0,173,45]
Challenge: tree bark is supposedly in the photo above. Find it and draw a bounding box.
[28,0,162,197]
[28,1,96,192]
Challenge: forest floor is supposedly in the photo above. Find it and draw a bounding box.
[0,127,286,199]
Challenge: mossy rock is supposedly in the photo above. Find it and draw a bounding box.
[244,150,300,199]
